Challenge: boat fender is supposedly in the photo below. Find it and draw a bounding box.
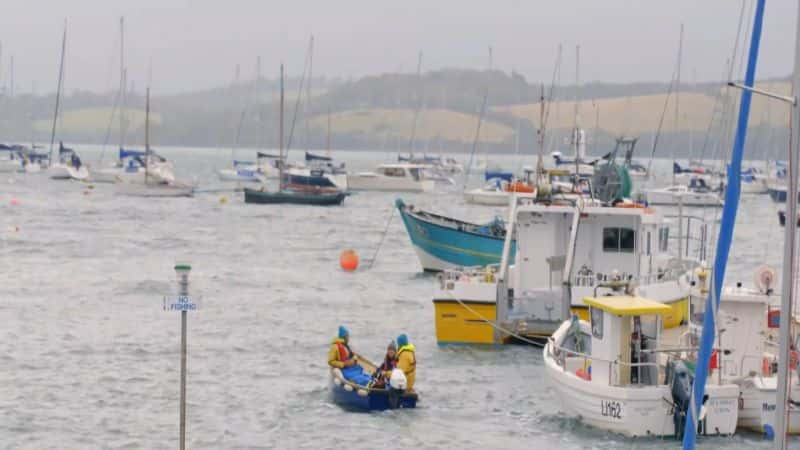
[357,388,369,397]
[333,377,343,386]
[344,384,354,392]
[389,368,407,390]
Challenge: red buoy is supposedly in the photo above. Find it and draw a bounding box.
[340,249,359,272]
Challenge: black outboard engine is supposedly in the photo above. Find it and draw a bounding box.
[666,360,693,440]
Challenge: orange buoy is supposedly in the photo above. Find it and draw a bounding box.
[340,249,359,272]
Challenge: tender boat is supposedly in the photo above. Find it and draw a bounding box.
[644,178,723,207]
[396,198,513,272]
[347,164,434,192]
[543,295,739,438]
[329,356,418,411]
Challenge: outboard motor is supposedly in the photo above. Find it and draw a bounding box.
[387,368,408,409]
[666,359,693,440]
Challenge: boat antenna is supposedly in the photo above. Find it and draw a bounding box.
[48,20,67,164]
[408,51,424,156]
[680,0,766,447]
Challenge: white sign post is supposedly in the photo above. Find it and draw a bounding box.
[164,263,196,450]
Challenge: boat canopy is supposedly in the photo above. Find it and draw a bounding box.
[120,148,146,159]
[583,296,671,316]
[305,151,332,162]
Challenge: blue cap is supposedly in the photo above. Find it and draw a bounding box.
[338,326,349,339]
[397,334,408,347]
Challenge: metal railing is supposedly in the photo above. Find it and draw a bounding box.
[548,337,661,387]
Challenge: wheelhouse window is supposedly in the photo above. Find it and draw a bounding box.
[381,167,406,177]
[658,227,670,252]
[602,227,636,253]
[408,168,422,181]
[591,307,603,339]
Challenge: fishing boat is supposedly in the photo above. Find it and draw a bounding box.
[396,198,513,272]
[644,178,723,207]
[617,137,648,179]
[433,163,699,345]
[543,295,739,437]
[49,142,89,181]
[244,63,346,206]
[348,164,434,192]
[116,88,193,198]
[329,356,418,411]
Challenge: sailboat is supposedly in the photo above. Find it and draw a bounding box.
[243,64,346,206]
[93,18,177,185]
[115,88,193,197]
[45,24,89,181]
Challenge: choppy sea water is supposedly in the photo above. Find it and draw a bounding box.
[0,145,794,449]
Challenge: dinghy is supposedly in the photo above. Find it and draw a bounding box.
[329,356,418,411]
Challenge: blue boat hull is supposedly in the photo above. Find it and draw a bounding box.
[330,379,417,411]
[396,199,515,272]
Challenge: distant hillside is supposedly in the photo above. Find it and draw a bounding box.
[0,69,790,159]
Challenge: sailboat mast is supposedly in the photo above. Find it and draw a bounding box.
[574,45,580,179]
[305,36,314,153]
[279,63,285,191]
[326,107,331,156]
[673,23,684,185]
[774,0,800,445]
[48,23,67,164]
[408,51,423,155]
[144,87,150,185]
[680,0,766,446]
[119,17,125,154]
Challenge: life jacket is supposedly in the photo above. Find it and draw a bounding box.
[398,344,416,373]
[334,339,352,361]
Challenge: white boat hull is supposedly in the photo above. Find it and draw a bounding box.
[645,190,723,207]
[0,159,23,173]
[218,168,265,183]
[741,179,768,194]
[90,168,122,184]
[347,174,434,192]
[543,343,739,437]
[464,188,536,206]
[49,163,90,181]
[753,376,800,434]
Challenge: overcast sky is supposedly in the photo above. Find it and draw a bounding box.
[0,0,795,95]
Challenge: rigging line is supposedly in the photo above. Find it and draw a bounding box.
[408,51,424,154]
[230,64,260,157]
[645,68,678,178]
[285,37,313,154]
[462,47,493,191]
[697,61,731,165]
[368,206,395,270]
[541,46,563,157]
[98,89,122,164]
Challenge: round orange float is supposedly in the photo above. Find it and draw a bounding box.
[340,249,359,272]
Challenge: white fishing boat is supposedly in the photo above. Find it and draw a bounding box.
[464,180,534,206]
[644,178,723,207]
[347,164,434,192]
[543,295,739,438]
[434,180,703,345]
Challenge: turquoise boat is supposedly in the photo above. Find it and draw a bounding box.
[396,198,515,272]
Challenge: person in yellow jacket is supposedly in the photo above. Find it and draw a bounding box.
[328,325,357,369]
[395,333,416,392]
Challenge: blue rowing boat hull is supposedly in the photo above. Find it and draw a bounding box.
[396,199,515,272]
[330,379,417,411]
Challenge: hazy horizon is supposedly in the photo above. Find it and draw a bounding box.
[0,0,797,96]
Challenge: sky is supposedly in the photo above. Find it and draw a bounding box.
[0,0,796,95]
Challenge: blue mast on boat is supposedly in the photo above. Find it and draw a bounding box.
[681,0,767,447]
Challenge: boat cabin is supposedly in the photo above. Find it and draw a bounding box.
[505,204,686,333]
[375,164,425,181]
[583,296,670,387]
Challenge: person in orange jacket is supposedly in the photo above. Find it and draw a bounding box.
[328,325,357,369]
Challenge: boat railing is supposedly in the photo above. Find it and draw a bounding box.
[438,265,500,289]
[548,337,660,386]
[663,213,711,262]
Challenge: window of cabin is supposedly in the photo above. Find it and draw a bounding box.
[591,307,604,339]
[659,227,670,252]
[603,227,636,253]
